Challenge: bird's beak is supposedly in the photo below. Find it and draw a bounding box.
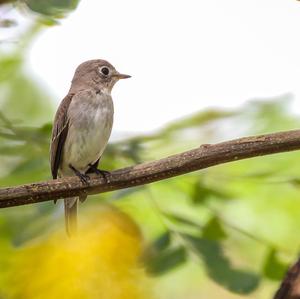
[114,72,131,79]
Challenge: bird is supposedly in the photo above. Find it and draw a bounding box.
[50,59,130,236]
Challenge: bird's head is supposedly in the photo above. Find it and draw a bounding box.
[71,59,131,93]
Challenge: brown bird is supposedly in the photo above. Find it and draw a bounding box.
[50,59,130,236]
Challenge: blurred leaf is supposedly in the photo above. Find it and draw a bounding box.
[0,18,17,27]
[184,234,260,294]
[163,212,200,228]
[241,170,276,179]
[0,204,54,245]
[0,56,22,81]
[0,0,14,4]
[161,109,236,133]
[121,139,143,163]
[289,178,300,187]
[202,217,227,240]
[9,157,46,174]
[0,54,54,127]
[119,109,236,146]
[143,231,171,263]
[0,144,29,155]
[244,94,298,133]
[146,246,187,275]
[153,231,171,251]
[24,0,80,17]
[192,180,231,204]
[111,186,145,201]
[262,249,289,281]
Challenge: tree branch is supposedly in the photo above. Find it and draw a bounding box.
[274,256,300,299]
[1,129,300,208]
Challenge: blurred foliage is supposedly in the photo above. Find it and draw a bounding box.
[0,0,79,18]
[1,3,300,299]
[0,206,153,299]
[0,0,80,43]
[24,0,80,17]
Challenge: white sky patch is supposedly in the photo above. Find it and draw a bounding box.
[28,0,300,134]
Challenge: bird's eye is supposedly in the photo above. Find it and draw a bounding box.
[100,66,110,76]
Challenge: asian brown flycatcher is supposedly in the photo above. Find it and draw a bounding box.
[50,59,130,236]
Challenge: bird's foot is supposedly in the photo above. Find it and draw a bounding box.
[77,173,90,184]
[69,164,90,184]
[97,170,111,183]
[88,163,111,183]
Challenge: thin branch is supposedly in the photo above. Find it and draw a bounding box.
[1,129,300,208]
[274,256,300,299]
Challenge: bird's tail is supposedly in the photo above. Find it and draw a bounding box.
[64,197,78,237]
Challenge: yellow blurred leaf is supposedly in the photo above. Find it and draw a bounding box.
[1,206,154,299]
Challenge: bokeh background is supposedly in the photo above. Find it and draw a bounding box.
[1,1,300,298]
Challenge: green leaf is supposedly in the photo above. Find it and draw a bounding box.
[288,178,300,187]
[262,249,289,281]
[146,246,187,275]
[183,235,260,294]
[202,217,227,240]
[142,231,171,268]
[153,231,171,251]
[192,180,231,204]
[163,212,200,227]
[24,0,80,17]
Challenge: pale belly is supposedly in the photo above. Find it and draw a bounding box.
[60,93,113,176]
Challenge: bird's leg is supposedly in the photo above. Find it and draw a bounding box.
[69,164,90,184]
[87,163,111,183]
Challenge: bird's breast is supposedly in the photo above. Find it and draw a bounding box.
[61,91,114,174]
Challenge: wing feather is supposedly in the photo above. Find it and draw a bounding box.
[50,93,74,179]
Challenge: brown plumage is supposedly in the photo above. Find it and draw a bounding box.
[50,59,130,236]
[50,93,74,180]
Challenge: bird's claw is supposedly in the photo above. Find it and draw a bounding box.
[78,173,90,184]
[87,163,111,183]
[96,169,111,183]
[69,164,90,185]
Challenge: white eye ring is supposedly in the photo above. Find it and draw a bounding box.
[99,66,110,76]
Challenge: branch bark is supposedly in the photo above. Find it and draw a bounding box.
[1,129,300,208]
[274,257,300,299]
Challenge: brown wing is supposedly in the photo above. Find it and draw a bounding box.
[50,93,74,179]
